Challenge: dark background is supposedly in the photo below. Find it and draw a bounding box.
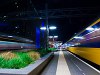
[0,0,100,43]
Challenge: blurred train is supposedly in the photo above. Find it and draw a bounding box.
[0,33,35,50]
[66,18,100,66]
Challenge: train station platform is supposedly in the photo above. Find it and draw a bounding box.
[40,50,100,75]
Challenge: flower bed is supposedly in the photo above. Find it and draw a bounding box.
[0,48,55,69]
[0,51,54,75]
[0,51,40,69]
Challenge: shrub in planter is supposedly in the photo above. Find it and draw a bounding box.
[0,51,17,60]
[27,51,40,60]
[37,48,55,57]
[0,51,40,69]
[48,48,56,51]
[37,49,50,57]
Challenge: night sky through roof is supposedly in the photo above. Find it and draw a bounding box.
[0,0,100,43]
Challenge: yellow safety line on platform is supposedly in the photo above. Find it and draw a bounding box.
[56,50,71,75]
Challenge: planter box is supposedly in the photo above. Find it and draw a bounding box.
[0,52,54,75]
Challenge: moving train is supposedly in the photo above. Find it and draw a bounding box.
[0,33,35,50]
[66,18,100,66]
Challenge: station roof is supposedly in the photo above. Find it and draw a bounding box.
[0,0,100,43]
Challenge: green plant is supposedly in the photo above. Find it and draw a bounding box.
[0,57,5,68]
[48,48,56,51]
[16,52,33,64]
[0,51,40,69]
[37,48,52,57]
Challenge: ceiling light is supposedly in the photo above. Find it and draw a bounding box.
[49,26,57,30]
[86,27,94,31]
[17,6,19,8]
[74,36,84,39]
[54,36,58,38]
[4,16,7,18]
[8,36,13,37]
[49,36,53,38]
[40,27,46,30]
[15,26,18,29]
[15,2,17,5]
